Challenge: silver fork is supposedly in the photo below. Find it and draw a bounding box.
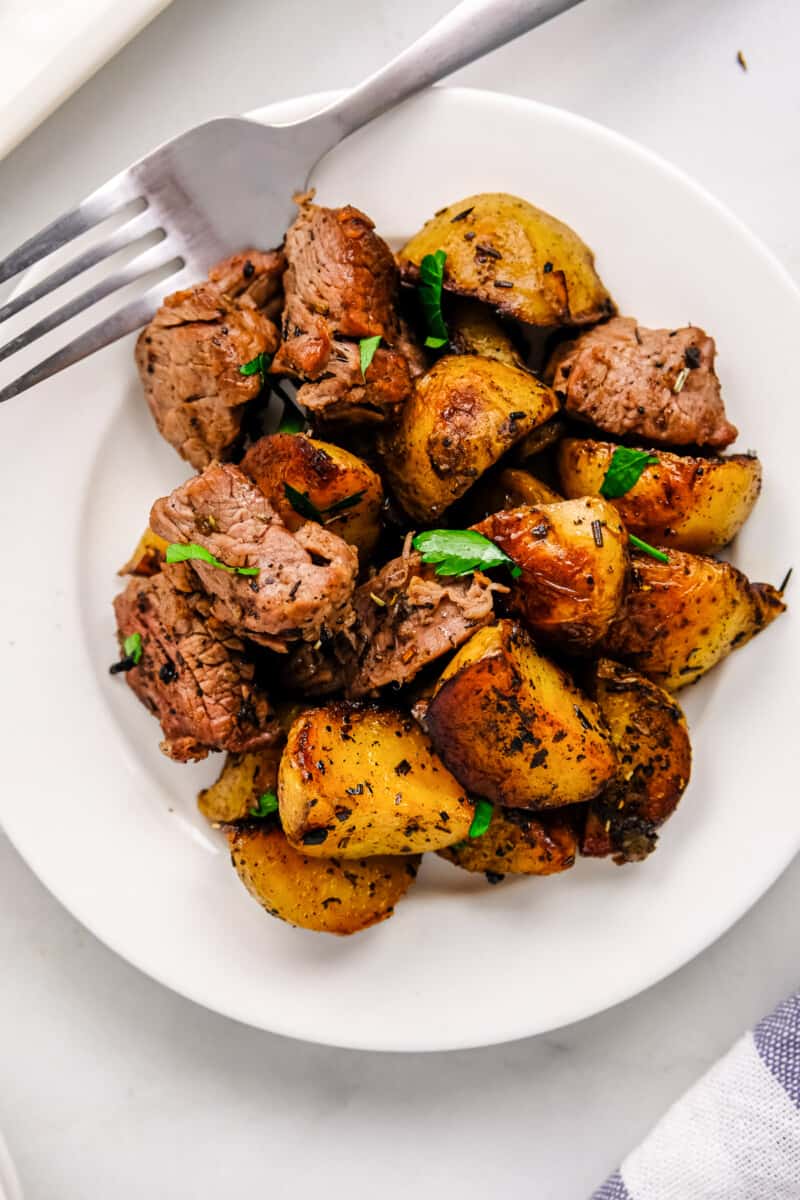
[0,0,581,404]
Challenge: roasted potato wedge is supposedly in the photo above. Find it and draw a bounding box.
[447,297,524,366]
[601,550,785,689]
[464,467,562,523]
[439,807,578,877]
[398,192,614,328]
[581,659,692,863]
[475,497,629,650]
[228,823,420,935]
[557,438,762,554]
[198,744,283,824]
[241,433,383,557]
[379,355,560,522]
[278,703,475,857]
[424,621,617,808]
[119,527,168,577]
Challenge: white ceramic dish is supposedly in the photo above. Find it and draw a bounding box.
[0,88,797,1052]
[0,0,173,162]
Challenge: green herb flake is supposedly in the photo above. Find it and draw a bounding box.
[629,533,670,563]
[599,447,659,499]
[418,249,449,349]
[324,490,366,517]
[165,542,260,577]
[123,631,143,664]
[250,791,279,819]
[412,529,520,579]
[468,799,493,839]
[278,407,305,434]
[239,351,271,378]
[359,335,382,378]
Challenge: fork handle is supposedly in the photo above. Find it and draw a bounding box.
[303,0,583,150]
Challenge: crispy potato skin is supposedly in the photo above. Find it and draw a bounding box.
[439,807,578,876]
[241,434,383,557]
[278,703,475,857]
[601,550,786,689]
[397,193,614,327]
[424,621,617,808]
[581,659,692,863]
[198,744,283,823]
[475,498,629,650]
[119,527,169,577]
[557,438,762,554]
[379,355,560,522]
[447,297,524,366]
[228,823,419,935]
[464,467,562,523]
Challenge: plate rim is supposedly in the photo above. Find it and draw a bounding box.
[2,85,798,1052]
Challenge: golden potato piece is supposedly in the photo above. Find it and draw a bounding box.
[447,297,524,366]
[241,433,383,557]
[398,192,614,328]
[557,438,762,554]
[464,467,562,523]
[278,703,474,857]
[475,497,629,650]
[379,354,559,522]
[440,807,578,877]
[425,621,617,808]
[581,659,692,863]
[228,824,419,936]
[601,549,785,689]
[198,744,283,824]
[119,527,169,577]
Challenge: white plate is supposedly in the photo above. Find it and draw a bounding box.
[0,0,173,161]
[0,88,797,1052]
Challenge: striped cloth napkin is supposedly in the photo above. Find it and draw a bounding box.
[593,993,800,1199]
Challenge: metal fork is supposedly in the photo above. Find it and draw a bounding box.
[0,0,581,404]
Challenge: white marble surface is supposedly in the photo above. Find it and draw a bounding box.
[1,0,798,1196]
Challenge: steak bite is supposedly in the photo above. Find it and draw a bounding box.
[136,249,285,471]
[112,567,280,763]
[285,544,501,697]
[271,200,421,424]
[149,463,358,650]
[547,317,737,449]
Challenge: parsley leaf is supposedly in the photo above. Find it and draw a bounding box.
[284,484,366,523]
[359,335,382,378]
[278,406,305,434]
[469,799,493,839]
[250,791,279,819]
[324,490,366,517]
[412,529,522,579]
[629,533,669,563]
[239,352,271,378]
[165,542,260,577]
[418,250,449,349]
[123,632,143,664]
[599,447,659,499]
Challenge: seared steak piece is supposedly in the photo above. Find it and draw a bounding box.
[271,200,421,424]
[149,463,358,650]
[548,317,737,448]
[112,566,280,762]
[136,249,285,470]
[285,545,500,697]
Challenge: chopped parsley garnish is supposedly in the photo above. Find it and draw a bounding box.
[418,250,449,349]
[278,406,305,434]
[599,447,659,499]
[239,352,271,379]
[629,533,669,563]
[284,483,365,524]
[412,529,521,579]
[250,791,279,818]
[123,632,143,664]
[359,335,381,378]
[165,542,259,576]
[469,799,493,839]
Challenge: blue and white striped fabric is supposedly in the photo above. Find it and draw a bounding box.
[592,993,800,1199]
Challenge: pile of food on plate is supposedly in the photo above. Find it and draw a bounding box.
[111,190,787,935]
